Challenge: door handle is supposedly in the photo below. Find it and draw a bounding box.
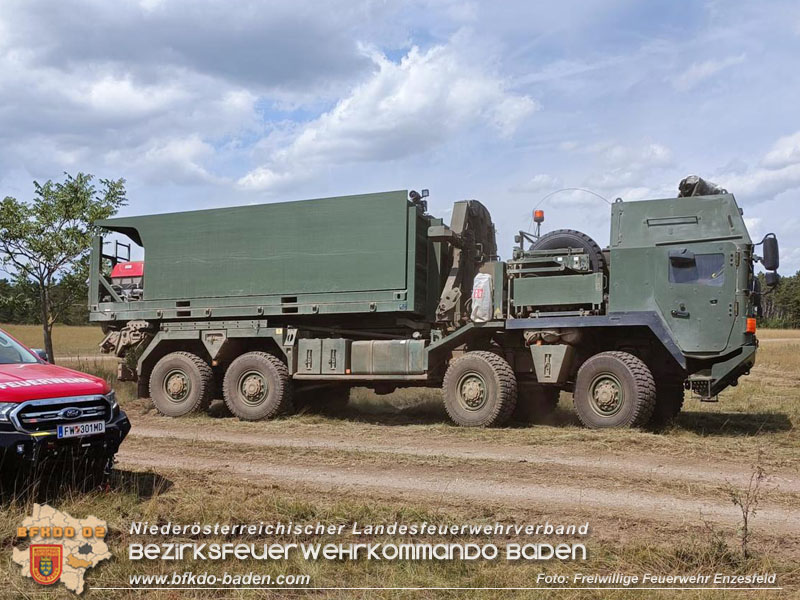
[671,309,690,318]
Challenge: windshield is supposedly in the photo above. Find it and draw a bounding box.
[0,331,38,364]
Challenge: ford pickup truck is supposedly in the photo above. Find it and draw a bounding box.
[0,327,130,490]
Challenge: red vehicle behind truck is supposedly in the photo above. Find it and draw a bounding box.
[0,327,130,490]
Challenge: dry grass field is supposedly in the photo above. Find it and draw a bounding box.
[2,324,799,598]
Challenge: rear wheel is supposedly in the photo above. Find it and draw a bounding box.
[573,351,655,428]
[514,384,560,422]
[443,351,517,427]
[150,352,214,417]
[223,352,292,421]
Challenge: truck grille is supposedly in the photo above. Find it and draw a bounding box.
[11,396,111,433]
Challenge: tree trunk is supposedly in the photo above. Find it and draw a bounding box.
[39,285,56,364]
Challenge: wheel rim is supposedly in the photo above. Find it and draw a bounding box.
[456,372,488,412]
[238,370,268,406]
[163,369,191,403]
[588,372,624,417]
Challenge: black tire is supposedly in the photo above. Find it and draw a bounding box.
[294,385,350,413]
[443,351,517,427]
[573,351,656,428]
[532,229,606,273]
[223,352,292,421]
[514,384,560,422]
[649,382,685,426]
[150,352,214,417]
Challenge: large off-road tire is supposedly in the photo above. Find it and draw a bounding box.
[150,352,214,417]
[443,351,517,427]
[531,229,606,273]
[514,384,560,423]
[649,382,685,426]
[573,351,656,428]
[223,352,292,421]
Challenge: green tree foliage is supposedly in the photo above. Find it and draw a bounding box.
[0,277,89,325]
[0,173,126,361]
[758,271,800,328]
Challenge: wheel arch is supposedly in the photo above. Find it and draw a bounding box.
[506,312,687,375]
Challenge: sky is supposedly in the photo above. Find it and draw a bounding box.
[1,0,799,273]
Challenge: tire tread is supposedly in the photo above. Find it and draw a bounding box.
[442,350,517,427]
[150,351,213,416]
[223,351,292,420]
[574,350,656,428]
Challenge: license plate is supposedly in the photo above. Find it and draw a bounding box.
[57,421,106,439]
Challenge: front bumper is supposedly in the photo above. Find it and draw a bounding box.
[0,410,130,473]
[687,345,757,399]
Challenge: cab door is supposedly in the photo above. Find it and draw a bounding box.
[655,242,736,353]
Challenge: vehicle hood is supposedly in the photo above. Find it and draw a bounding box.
[0,363,109,403]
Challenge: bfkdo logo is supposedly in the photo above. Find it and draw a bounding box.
[31,544,63,585]
[13,504,112,595]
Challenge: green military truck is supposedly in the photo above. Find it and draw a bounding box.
[89,177,779,428]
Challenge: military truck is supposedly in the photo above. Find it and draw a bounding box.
[88,178,779,428]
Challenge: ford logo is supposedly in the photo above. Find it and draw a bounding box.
[59,407,83,420]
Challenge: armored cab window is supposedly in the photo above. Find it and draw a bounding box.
[669,252,725,287]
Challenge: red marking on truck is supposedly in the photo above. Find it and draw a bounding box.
[0,377,93,391]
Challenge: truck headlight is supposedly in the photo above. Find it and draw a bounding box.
[0,404,15,422]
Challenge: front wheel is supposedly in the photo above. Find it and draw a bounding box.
[573,351,655,428]
[223,352,292,421]
[150,352,214,417]
[442,351,517,427]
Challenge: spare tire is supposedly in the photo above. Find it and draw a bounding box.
[531,229,606,273]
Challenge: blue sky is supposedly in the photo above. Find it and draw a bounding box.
[1,0,799,272]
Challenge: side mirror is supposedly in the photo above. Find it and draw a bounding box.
[33,349,49,363]
[765,271,780,287]
[761,234,779,271]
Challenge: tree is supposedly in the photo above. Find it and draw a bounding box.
[0,173,126,362]
[758,271,800,328]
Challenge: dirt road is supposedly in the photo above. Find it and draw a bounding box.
[117,413,800,537]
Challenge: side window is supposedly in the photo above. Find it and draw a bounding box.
[669,253,725,287]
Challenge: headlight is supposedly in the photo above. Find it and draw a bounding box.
[106,391,119,413]
[0,404,15,422]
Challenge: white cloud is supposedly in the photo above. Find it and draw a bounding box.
[236,167,299,192]
[672,54,746,92]
[104,135,222,185]
[510,173,561,194]
[720,164,800,200]
[564,141,675,200]
[596,143,673,172]
[714,130,800,201]
[79,76,188,116]
[743,216,762,239]
[761,131,800,169]
[238,42,537,190]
